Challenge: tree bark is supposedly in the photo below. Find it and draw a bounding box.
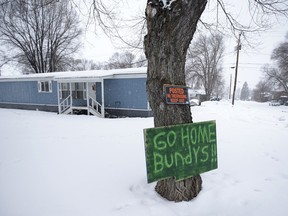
[144,0,207,201]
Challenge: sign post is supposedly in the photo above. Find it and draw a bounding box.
[144,120,217,183]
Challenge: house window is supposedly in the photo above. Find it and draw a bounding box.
[59,82,87,99]
[59,83,70,99]
[38,81,52,93]
[72,82,87,99]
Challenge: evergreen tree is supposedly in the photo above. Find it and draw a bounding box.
[240,82,250,100]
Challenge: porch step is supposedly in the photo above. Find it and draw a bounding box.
[62,107,72,115]
[88,107,102,117]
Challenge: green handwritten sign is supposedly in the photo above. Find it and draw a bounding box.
[144,121,217,183]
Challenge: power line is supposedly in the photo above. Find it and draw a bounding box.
[226,63,267,66]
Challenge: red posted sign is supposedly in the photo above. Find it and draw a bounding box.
[164,84,189,104]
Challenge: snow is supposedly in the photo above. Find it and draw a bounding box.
[0,101,288,216]
[0,67,147,81]
[147,0,177,10]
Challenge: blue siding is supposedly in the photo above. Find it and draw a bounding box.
[0,81,58,105]
[72,99,87,106]
[96,82,102,104]
[104,78,148,109]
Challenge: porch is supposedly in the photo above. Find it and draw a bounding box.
[57,81,105,117]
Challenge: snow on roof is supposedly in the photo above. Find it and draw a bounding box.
[0,67,147,82]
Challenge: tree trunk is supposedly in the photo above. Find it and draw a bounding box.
[144,0,207,201]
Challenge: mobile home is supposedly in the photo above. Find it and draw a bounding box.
[0,68,152,118]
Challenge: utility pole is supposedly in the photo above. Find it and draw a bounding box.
[232,32,242,105]
[229,73,232,99]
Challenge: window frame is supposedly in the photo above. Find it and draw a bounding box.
[59,83,70,99]
[72,82,87,100]
[38,80,52,93]
[59,82,87,100]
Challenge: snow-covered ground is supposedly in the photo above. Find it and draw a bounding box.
[0,101,288,216]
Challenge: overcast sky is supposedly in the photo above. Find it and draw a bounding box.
[78,0,288,90]
[2,0,288,90]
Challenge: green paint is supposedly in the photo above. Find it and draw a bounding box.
[144,120,218,183]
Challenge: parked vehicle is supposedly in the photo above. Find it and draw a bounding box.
[190,98,201,106]
[210,97,221,101]
[279,96,288,105]
[269,100,281,106]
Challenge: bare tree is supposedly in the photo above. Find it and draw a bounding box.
[186,33,225,100]
[268,35,288,92]
[263,65,288,93]
[213,76,225,99]
[272,34,288,72]
[252,32,288,102]
[256,33,288,93]
[107,51,136,69]
[0,0,82,74]
[0,50,10,73]
[135,54,148,68]
[253,80,273,102]
[62,58,101,71]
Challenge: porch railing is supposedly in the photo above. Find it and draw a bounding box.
[88,96,102,117]
[60,95,72,114]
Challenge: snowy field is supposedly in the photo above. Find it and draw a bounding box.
[1,101,288,216]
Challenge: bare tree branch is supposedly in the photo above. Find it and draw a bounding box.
[0,0,82,73]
